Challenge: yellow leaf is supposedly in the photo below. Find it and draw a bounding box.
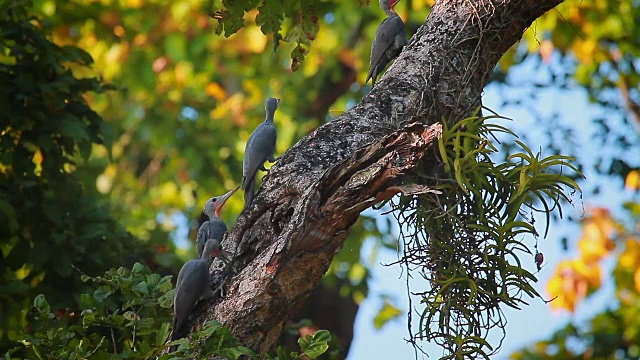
[589,207,618,238]
[625,170,640,191]
[127,0,143,8]
[160,182,180,205]
[32,148,43,176]
[572,38,598,64]
[205,82,227,102]
[619,239,640,270]
[547,260,578,312]
[373,302,402,330]
[15,263,32,280]
[578,227,613,263]
[573,258,601,289]
[634,268,640,293]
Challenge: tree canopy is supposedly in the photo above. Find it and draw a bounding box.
[1,0,639,359]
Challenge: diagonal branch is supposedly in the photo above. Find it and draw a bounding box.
[192,0,565,355]
[212,123,442,353]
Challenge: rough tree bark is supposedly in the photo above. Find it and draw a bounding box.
[194,0,565,355]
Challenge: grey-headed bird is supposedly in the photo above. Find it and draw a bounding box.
[366,0,407,87]
[241,98,279,211]
[171,239,227,344]
[196,187,238,257]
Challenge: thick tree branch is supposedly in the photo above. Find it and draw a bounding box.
[194,0,564,355]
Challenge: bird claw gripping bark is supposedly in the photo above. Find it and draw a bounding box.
[211,279,227,298]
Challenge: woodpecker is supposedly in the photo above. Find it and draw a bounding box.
[366,0,407,87]
[196,187,238,257]
[242,98,279,211]
[171,239,227,344]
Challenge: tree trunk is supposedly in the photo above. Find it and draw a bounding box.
[198,0,564,355]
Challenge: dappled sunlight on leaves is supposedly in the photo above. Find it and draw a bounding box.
[548,260,589,312]
[547,207,619,312]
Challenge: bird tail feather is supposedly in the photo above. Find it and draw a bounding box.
[243,176,255,211]
[168,317,182,353]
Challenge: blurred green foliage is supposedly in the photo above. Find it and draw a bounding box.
[0,0,158,350]
[7,263,331,359]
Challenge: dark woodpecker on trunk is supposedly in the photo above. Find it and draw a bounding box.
[171,239,227,344]
[241,97,279,211]
[196,187,238,257]
[366,0,407,87]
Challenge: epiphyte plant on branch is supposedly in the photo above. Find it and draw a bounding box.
[387,111,582,357]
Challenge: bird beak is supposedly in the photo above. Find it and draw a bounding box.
[275,98,281,104]
[390,0,399,10]
[214,187,239,216]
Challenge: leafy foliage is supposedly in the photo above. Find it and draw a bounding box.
[389,112,582,358]
[6,0,634,358]
[0,0,153,349]
[28,0,416,342]
[11,263,172,359]
[210,0,332,70]
[7,263,332,359]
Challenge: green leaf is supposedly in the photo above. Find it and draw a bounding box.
[164,33,187,62]
[33,294,49,313]
[299,330,331,359]
[373,302,402,330]
[132,281,149,296]
[0,199,18,233]
[52,252,72,277]
[256,1,283,35]
[93,286,112,302]
[158,289,175,309]
[156,323,171,347]
[123,311,138,321]
[79,293,96,309]
[311,329,331,343]
[301,342,329,359]
[199,320,223,337]
[59,115,89,141]
[276,345,293,360]
[216,346,258,360]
